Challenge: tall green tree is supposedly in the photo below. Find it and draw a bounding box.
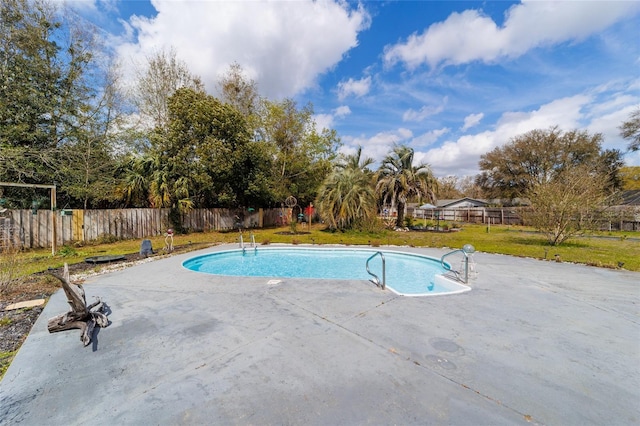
[144,88,273,218]
[476,127,622,199]
[1,0,62,153]
[60,62,127,209]
[0,0,119,208]
[258,99,339,206]
[376,145,437,228]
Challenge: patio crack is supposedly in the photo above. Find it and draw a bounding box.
[273,292,542,425]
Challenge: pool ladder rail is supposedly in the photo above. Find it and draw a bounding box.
[440,244,476,284]
[366,251,386,290]
[239,233,257,254]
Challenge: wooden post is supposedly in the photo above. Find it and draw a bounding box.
[51,185,56,255]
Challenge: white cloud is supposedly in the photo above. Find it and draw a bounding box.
[334,105,352,118]
[337,76,372,100]
[313,105,352,131]
[384,1,640,69]
[415,89,640,176]
[339,78,640,176]
[495,95,589,135]
[402,104,445,122]
[461,113,484,131]
[343,128,413,163]
[114,0,370,98]
[65,0,98,13]
[411,128,450,148]
[313,114,335,133]
[587,103,638,152]
[340,85,640,177]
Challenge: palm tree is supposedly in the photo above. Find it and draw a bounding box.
[337,146,374,174]
[376,145,437,228]
[316,165,377,230]
[115,155,154,207]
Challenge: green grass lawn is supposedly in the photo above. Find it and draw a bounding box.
[8,223,640,275]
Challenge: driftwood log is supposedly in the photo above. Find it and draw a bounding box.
[47,263,109,346]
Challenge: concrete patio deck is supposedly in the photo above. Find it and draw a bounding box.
[1,244,638,425]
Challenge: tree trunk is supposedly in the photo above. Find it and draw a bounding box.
[47,263,109,346]
[396,201,405,228]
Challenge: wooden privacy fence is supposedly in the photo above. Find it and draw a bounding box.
[3,206,637,250]
[0,208,283,249]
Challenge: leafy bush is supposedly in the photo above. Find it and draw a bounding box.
[58,245,77,257]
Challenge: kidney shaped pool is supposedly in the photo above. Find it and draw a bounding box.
[182,247,471,297]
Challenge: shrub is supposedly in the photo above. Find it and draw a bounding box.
[95,233,119,244]
[58,245,77,257]
[0,242,24,295]
[356,217,385,233]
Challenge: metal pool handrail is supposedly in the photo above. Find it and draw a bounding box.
[239,233,258,254]
[440,244,475,284]
[366,251,386,290]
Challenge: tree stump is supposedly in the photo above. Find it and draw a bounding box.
[47,263,109,346]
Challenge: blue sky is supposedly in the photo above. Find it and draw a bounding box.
[70,0,640,177]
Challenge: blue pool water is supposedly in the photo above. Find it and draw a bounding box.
[182,247,470,296]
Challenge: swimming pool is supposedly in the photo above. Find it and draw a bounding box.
[182,247,471,297]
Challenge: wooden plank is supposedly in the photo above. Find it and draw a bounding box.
[33,210,40,248]
[5,299,46,310]
[20,210,30,248]
[76,210,84,241]
[84,210,91,240]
